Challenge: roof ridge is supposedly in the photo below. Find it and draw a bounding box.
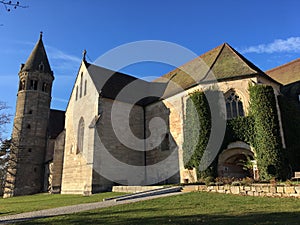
[266,58,300,73]
[153,43,225,82]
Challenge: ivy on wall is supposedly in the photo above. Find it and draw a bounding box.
[183,84,288,181]
[249,85,287,180]
[182,91,213,178]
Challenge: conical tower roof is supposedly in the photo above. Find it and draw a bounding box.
[21,32,52,74]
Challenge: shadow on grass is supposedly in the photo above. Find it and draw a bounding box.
[15,211,300,225]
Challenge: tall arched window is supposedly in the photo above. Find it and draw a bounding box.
[80,72,83,98]
[77,117,84,154]
[225,90,244,119]
[75,86,78,101]
[84,80,87,96]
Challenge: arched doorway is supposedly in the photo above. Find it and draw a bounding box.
[218,142,256,179]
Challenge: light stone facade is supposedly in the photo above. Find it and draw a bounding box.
[4,37,290,197]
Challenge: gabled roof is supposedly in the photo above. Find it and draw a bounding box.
[154,43,279,96]
[84,43,279,106]
[85,61,166,106]
[21,33,52,74]
[48,109,65,139]
[266,58,300,85]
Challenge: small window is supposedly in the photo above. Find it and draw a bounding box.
[39,62,44,71]
[30,80,38,90]
[27,124,31,129]
[84,80,87,96]
[42,82,48,92]
[34,167,37,172]
[28,148,32,152]
[28,110,33,114]
[19,80,25,91]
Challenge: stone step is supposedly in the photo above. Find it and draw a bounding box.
[104,186,182,202]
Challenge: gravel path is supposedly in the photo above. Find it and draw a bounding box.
[0,192,184,224]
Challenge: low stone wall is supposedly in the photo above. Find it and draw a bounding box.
[183,184,300,198]
[112,186,164,193]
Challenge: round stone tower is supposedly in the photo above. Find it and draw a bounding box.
[4,33,54,197]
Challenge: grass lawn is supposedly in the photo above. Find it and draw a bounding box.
[0,192,123,216]
[17,191,300,225]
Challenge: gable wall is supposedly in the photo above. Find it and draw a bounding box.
[61,65,98,195]
[145,77,267,183]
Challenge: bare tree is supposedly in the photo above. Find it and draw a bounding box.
[0,101,11,195]
[0,1,28,12]
[0,101,11,143]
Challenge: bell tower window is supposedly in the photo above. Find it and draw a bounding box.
[30,80,38,90]
[42,82,48,92]
[19,80,25,91]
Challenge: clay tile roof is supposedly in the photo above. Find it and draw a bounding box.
[21,33,52,74]
[266,58,300,85]
[153,43,279,97]
[85,43,279,105]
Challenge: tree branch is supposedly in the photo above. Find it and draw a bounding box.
[0,1,28,12]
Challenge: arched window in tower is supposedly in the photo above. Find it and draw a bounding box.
[30,80,38,90]
[84,80,87,96]
[77,117,84,154]
[79,72,83,98]
[18,80,25,91]
[225,90,244,119]
[38,62,44,71]
[42,82,48,92]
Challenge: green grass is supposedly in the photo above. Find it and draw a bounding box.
[17,192,300,225]
[0,192,123,216]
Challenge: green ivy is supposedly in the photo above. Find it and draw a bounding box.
[182,91,213,178]
[183,84,288,181]
[248,84,287,180]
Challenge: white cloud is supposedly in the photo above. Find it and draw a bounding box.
[48,47,80,63]
[240,37,300,54]
[46,46,81,64]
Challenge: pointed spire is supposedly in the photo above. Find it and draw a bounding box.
[21,32,52,74]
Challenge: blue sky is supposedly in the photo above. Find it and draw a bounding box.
[0,0,300,138]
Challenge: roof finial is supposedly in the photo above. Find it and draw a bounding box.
[83,49,87,61]
[40,31,43,40]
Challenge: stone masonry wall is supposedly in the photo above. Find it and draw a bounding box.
[183,184,300,198]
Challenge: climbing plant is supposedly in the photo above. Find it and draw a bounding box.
[182,90,213,178]
[248,84,287,180]
[183,84,288,181]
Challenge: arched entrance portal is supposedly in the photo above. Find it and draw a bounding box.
[218,142,256,179]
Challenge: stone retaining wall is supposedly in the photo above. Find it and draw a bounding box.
[112,186,164,193]
[183,184,300,198]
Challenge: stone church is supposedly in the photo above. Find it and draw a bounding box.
[3,34,300,197]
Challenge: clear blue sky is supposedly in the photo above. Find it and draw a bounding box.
[0,0,299,138]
